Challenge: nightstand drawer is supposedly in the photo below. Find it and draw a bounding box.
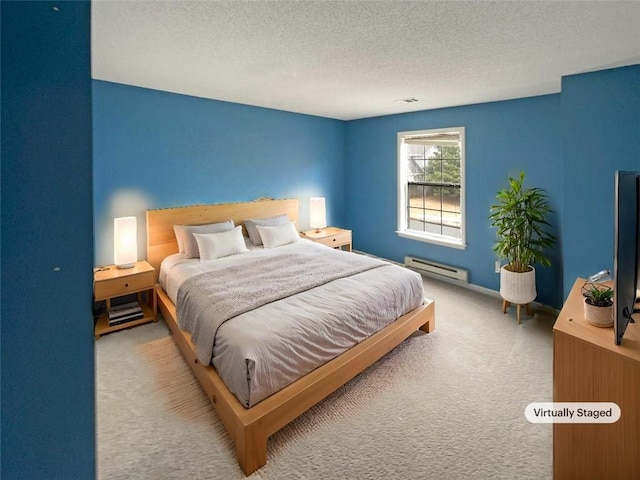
[315,231,351,248]
[94,270,155,300]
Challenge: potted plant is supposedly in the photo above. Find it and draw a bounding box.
[489,172,556,322]
[581,282,614,327]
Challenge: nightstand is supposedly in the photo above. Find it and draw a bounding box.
[301,227,352,251]
[94,260,157,339]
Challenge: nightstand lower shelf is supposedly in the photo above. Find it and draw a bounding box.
[94,302,157,339]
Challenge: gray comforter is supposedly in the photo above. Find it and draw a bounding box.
[163,240,425,407]
[177,244,387,366]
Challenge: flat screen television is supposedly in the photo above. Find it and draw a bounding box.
[614,170,640,345]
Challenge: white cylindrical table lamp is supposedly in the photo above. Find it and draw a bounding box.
[309,197,327,233]
[114,216,137,268]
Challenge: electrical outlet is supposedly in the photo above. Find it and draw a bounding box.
[495,261,501,273]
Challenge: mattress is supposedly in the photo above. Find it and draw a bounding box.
[160,239,424,408]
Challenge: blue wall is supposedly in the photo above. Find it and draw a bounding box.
[93,81,346,266]
[561,64,640,297]
[345,95,564,307]
[1,2,95,479]
[94,65,640,309]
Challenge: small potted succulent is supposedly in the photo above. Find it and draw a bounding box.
[581,282,614,327]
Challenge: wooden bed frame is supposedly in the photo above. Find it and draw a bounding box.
[146,198,435,475]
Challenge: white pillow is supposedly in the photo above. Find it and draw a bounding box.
[174,220,234,258]
[193,226,249,260]
[255,222,300,248]
[244,214,289,246]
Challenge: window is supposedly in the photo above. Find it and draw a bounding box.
[397,127,466,249]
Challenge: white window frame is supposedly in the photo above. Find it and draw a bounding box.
[397,126,466,249]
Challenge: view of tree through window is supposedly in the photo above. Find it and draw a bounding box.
[398,128,465,247]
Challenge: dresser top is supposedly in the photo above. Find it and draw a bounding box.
[554,278,640,363]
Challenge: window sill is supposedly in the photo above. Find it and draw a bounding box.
[396,230,467,250]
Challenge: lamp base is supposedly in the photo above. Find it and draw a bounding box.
[116,263,135,269]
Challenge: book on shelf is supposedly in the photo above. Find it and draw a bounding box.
[109,311,142,323]
[108,302,142,320]
[108,311,144,326]
[110,301,141,313]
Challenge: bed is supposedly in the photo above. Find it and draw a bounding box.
[146,198,435,475]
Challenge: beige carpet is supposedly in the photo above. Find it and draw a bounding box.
[96,275,555,479]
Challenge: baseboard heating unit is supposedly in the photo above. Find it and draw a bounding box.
[404,256,468,283]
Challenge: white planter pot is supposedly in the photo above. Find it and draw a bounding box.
[499,265,537,305]
[584,300,613,327]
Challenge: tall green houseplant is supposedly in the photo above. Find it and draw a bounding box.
[489,172,556,273]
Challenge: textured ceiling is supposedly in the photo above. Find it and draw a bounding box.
[92,1,640,121]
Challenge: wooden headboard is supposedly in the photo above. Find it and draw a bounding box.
[146,198,299,279]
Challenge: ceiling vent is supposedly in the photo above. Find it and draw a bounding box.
[396,98,419,103]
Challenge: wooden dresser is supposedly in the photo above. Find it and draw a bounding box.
[553,278,640,479]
